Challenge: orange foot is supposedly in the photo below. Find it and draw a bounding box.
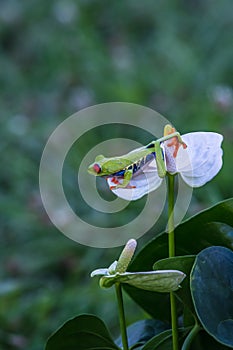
[165,126,187,157]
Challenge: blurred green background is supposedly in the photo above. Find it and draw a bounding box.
[0,1,233,349]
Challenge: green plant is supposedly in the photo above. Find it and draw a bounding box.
[45,126,233,350]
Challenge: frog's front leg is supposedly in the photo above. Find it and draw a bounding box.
[109,169,135,190]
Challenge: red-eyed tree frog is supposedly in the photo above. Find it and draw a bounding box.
[88,124,223,200]
[87,125,188,200]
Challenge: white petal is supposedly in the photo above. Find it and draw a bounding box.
[106,159,163,200]
[90,268,109,277]
[176,132,223,187]
[108,261,118,274]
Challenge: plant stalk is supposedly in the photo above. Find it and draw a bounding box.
[115,283,129,350]
[181,323,201,350]
[168,174,175,257]
[167,174,179,350]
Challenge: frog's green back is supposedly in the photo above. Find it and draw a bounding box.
[97,145,154,175]
[88,142,156,176]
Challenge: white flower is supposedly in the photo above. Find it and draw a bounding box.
[91,239,185,292]
[107,131,223,201]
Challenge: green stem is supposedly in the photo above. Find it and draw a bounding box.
[170,291,179,350]
[115,283,129,350]
[167,174,179,350]
[181,323,201,350]
[168,174,175,257]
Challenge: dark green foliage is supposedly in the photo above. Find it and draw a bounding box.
[124,198,233,321]
[191,246,233,348]
[45,314,119,350]
[190,330,231,350]
[153,256,196,314]
[140,329,173,350]
[45,199,233,349]
[115,319,169,349]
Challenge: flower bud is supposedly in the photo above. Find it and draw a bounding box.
[115,239,137,273]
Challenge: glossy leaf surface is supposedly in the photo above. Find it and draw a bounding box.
[191,246,233,348]
[115,319,169,349]
[153,255,195,312]
[125,199,233,321]
[190,329,232,349]
[45,314,119,350]
[141,329,172,350]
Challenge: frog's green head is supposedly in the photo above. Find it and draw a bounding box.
[87,155,106,176]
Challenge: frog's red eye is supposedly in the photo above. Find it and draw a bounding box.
[93,163,101,173]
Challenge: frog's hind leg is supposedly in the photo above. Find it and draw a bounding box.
[147,141,167,178]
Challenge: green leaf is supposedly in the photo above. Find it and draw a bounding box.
[115,319,169,349]
[187,328,232,349]
[124,198,233,321]
[141,327,229,350]
[141,328,188,350]
[191,246,233,348]
[153,256,195,313]
[141,329,172,350]
[100,270,185,292]
[45,314,119,350]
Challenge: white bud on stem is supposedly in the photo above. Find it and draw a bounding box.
[115,239,137,273]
